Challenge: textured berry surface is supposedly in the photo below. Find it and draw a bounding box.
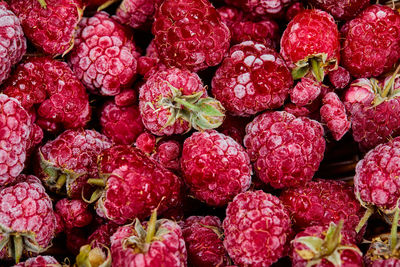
[116,0,163,29]
[152,0,231,72]
[10,0,82,56]
[354,137,400,212]
[111,219,187,267]
[345,77,400,151]
[320,92,351,141]
[212,41,293,116]
[96,145,183,224]
[0,2,26,85]
[181,130,252,206]
[100,100,144,145]
[0,175,56,260]
[225,0,292,19]
[223,190,291,266]
[341,4,400,78]
[152,140,181,172]
[139,68,206,136]
[36,129,112,198]
[244,111,326,189]
[308,0,370,20]
[135,132,156,154]
[290,77,322,107]
[88,221,119,248]
[68,11,140,96]
[280,9,340,78]
[12,255,60,267]
[55,199,92,230]
[328,66,351,90]
[0,94,32,186]
[291,225,363,267]
[182,216,230,267]
[280,179,365,242]
[3,57,91,132]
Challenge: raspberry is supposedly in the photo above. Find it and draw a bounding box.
[290,77,322,107]
[152,0,231,72]
[223,190,292,266]
[135,132,156,154]
[12,255,60,267]
[212,41,293,116]
[55,199,93,230]
[152,140,181,172]
[68,11,140,96]
[115,0,163,29]
[244,111,326,189]
[328,66,351,90]
[224,0,292,19]
[308,0,370,20]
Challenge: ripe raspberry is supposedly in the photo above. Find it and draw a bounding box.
[35,129,112,198]
[0,94,33,186]
[290,77,322,107]
[114,88,137,107]
[285,2,304,21]
[344,70,400,151]
[182,216,230,267]
[3,57,91,132]
[100,100,144,145]
[10,0,82,56]
[110,212,187,266]
[152,140,181,172]
[0,2,26,85]
[95,145,183,224]
[55,199,93,230]
[181,130,252,206]
[88,222,119,248]
[223,190,292,266]
[12,255,60,267]
[320,92,351,141]
[135,131,156,154]
[280,9,340,82]
[280,179,365,242]
[224,0,292,19]
[291,222,363,267]
[139,68,225,136]
[308,0,370,20]
[354,136,400,221]
[328,66,351,90]
[68,11,140,96]
[244,111,326,189]
[115,0,163,29]
[284,103,313,118]
[212,41,293,116]
[0,175,56,263]
[152,0,231,72]
[341,4,400,78]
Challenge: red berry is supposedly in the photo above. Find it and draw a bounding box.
[115,0,163,29]
[308,0,370,20]
[55,199,93,230]
[290,77,322,107]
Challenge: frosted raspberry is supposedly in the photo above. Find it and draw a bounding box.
[12,255,60,267]
[290,77,322,107]
[152,0,231,72]
[328,66,351,90]
[115,0,163,29]
[284,103,312,118]
[320,92,351,141]
[114,88,137,107]
[0,175,56,262]
[341,5,400,78]
[182,216,230,267]
[140,68,224,136]
[225,0,292,19]
[152,140,181,172]
[223,190,292,266]
[35,129,112,198]
[135,132,156,154]
[308,0,370,20]
[110,213,187,267]
[68,11,140,96]
[100,100,144,145]
[55,199,93,230]
[0,94,33,186]
[3,57,91,132]
[244,111,326,189]
[10,0,82,56]
[281,9,340,82]
[212,41,293,116]
[181,130,252,206]
[0,2,26,85]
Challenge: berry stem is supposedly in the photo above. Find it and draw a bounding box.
[87,178,106,187]
[145,209,157,244]
[382,64,400,97]
[173,97,201,112]
[355,207,374,233]
[36,0,47,8]
[56,174,67,190]
[310,59,324,82]
[13,234,23,263]
[390,207,400,252]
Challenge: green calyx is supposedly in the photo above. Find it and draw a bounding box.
[0,223,46,263]
[97,0,119,11]
[75,244,111,267]
[292,53,337,82]
[294,221,362,267]
[122,210,169,254]
[147,82,225,132]
[82,178,107,204]
[39,151,84,197]
[36,0,47,8]
[370,65,400,107]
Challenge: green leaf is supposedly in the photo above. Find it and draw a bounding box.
[295,236,324,255]
[292,66,310,80]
